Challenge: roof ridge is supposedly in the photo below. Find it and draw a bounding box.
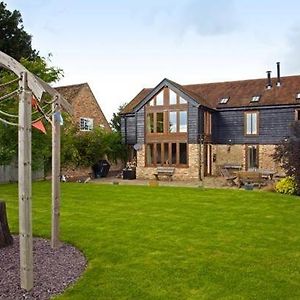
[55,82,88,89]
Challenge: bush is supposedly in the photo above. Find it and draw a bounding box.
[275,177,297,195]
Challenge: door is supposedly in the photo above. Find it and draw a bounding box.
[246,145,259,170]
[204,144,212,176]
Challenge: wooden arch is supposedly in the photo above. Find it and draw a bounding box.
[0,51,72,291]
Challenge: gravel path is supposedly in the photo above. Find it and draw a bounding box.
[0,236,87,300]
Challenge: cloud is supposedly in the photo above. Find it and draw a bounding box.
[136,0,238,37]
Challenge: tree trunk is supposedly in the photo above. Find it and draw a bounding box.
[0,201,13,248]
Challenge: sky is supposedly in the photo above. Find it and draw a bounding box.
[5,0,300,120]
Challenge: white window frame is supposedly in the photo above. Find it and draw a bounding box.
[80,117,93,131]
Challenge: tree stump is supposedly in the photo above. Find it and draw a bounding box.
[0,201,13,248]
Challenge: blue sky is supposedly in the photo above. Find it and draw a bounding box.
[5,0,300,119]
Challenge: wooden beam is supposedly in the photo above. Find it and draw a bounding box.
[51,96,61,249]
[18,72,33,291]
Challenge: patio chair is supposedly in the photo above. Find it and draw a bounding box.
[220,168,237,186]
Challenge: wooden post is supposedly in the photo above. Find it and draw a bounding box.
[18,71,33,291]
[51,96,61,249]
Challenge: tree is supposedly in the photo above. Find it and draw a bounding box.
[110,103,127,133]
[0,2,63,170]
[0,1,37,60]
[273,121,300,195]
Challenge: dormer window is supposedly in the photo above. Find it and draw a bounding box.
[219,97,229,104]
[251,96,260,102]
[295,92,300,100]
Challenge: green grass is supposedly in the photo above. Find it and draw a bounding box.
[1,182,300,299]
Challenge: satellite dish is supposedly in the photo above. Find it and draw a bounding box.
[133,144,142,151]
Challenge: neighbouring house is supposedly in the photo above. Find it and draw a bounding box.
[55,83,112,179]
[55,82,111,132]
[120,63,300,181]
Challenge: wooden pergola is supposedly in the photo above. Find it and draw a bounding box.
[0,51,72,291]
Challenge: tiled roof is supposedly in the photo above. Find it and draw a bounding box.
[55,83,87,104]
[122,75,300,113]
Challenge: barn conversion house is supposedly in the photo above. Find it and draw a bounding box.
[121,63,300,180]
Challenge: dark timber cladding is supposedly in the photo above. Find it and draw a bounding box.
[136,107,145,145]
[214,107,296,144]
[188,102,199,143]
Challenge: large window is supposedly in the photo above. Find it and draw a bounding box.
[156,112,164,133]
[168,111,187,133]
[147,113,154,133]
[146,142,188,167]
[80,117,93,131]
[245,111,258,135]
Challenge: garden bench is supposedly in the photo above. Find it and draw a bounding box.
[154,167,175,181]
[237,171,265,188]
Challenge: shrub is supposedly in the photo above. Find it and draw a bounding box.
[275,177,297,195]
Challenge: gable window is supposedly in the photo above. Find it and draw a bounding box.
[296,93,300,101]
[219,97,229,104]
[146,113,154,133]
[251,96,260,102]
[156,90,164,105]
[169,111,177,132]
[80,117,93,131]
[179,111,187,132]
[296,109,300,121]
[168,111,187,133]
[245,111,258,135]
[169,89,177,105]
[156,112,164,133]
[179,96,187,104]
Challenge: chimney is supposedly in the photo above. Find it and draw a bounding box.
[266,71,272,89]
[276,62,281,87]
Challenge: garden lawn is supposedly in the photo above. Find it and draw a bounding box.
[1,182,300,300]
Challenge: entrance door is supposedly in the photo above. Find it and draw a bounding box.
[246,145,259,170]
[204,144,212,176]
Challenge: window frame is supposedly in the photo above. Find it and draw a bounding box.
[80,117,93,131]
[145,142,188,168]
[244,111,259,136]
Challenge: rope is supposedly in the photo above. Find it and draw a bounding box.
[0,89,19,102]
[0,109,18,118]
[0,116,18,126]
[31,108,53,123]
[0,77,20,89]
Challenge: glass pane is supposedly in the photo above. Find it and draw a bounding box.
[156,112,164,133]
[169,111,177,133]
[169,89,177,105]
[179,111,187,132]
[149,98,154,106]
[156,143,162,165]
[247,145,258,169]
[246,114,252,134]
[179,96,187,104]
[171,143,176,164]
[179,143,187,164]
[297,110,300,121]
[156,91,164,105]
[147,113,154,133]
[251,113,257,134]
[164,143,169,165]
[146,144,153,165]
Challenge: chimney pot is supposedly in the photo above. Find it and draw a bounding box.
[276,62,281,87]
[266,71,272,89]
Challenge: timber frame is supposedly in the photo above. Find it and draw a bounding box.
[0,51,73,291]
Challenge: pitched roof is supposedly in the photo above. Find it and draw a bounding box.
[55,83,87,104]
[122,75,300,113]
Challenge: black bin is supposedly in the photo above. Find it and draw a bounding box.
[92,160,110,178]
[122,168,136,180]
